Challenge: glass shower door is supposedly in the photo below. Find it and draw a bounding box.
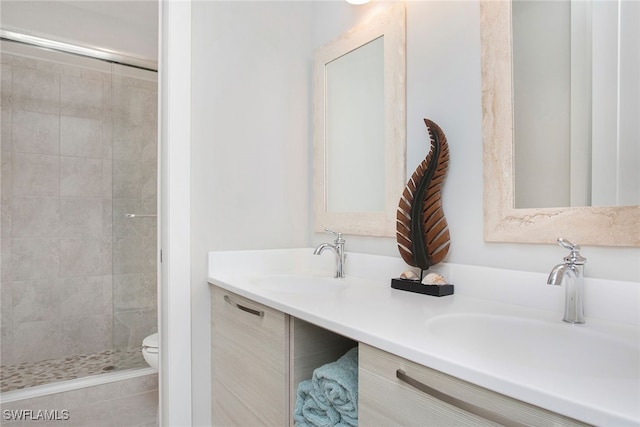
[110,63,158,371]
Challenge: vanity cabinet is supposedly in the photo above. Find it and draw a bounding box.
[211,286,288,426]
[211,286,589,427]
[359,343,588,427]
[211,286,356,426]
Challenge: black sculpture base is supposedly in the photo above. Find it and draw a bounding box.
[390,278,454,297]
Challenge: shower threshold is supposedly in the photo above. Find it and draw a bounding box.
[0,346,146,393]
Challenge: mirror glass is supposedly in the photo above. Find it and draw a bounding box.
[326,37,385,213]
[314,4,406,237]
[480,0,639,246]
[512,0,639,209]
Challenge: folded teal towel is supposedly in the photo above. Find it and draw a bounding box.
[312,347,359,427]
[294,379,341,427]
[294,347,359,427]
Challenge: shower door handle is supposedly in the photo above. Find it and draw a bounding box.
[125,214,157,218]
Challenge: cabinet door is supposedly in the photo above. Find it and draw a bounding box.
[359,343,588,427]
[212,287,288,426]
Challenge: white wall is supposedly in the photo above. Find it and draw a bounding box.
[190,2,312,424]
[159,1,192,425]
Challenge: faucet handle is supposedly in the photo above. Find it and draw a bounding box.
[557,238,586,265]
[557,238,579,251]
[324,228,345,243]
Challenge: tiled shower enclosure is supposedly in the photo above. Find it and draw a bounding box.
[0,41,157,392]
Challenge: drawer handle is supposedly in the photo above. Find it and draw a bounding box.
[224,295,264,317]
[396,369,528,427]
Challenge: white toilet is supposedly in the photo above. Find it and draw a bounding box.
[142,332,159,369]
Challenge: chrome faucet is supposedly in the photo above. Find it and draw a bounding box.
[314,229,346,278]
[547,238,586,324]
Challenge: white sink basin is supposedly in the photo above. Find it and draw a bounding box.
[250,274,348,294]
[426,313,640,379]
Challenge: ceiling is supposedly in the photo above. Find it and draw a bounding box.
[60,0,158,31]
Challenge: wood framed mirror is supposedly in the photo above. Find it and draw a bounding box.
[313,3,406,237]
[480,0,639,247]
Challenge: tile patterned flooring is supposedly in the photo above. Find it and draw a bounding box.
[0,347,146,393]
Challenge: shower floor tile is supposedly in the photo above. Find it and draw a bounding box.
[0,347,146,393]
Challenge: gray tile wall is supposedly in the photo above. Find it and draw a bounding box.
[0,50,157,367]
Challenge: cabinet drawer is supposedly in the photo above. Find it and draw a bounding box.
[212,287,288,426]
[359,343,588,427]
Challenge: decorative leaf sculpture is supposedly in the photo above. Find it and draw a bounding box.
[396,119,450,273]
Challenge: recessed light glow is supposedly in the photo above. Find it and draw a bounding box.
[346,0,370,5]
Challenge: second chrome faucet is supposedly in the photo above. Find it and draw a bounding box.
[314,229,346,278]
[547,238,586,324]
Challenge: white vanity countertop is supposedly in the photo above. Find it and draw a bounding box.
[207,248,640,426]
